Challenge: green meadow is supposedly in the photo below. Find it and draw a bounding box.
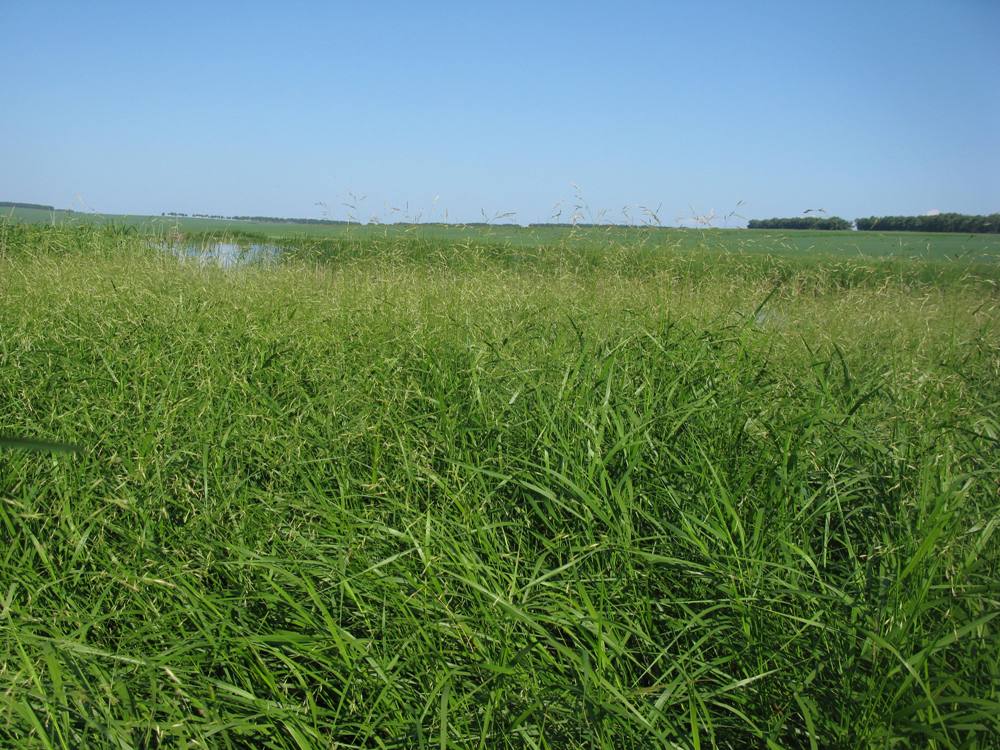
[1,220,998,748]
[7,203,1000,260]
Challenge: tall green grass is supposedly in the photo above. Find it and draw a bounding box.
[1,223,998,747]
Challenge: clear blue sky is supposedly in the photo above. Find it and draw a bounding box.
[2,0,998,225]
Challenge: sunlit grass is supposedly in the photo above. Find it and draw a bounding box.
[1,223,998,747]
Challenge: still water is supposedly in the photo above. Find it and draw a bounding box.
[157,241,282,267]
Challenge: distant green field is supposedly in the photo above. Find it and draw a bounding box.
[6,204,1000,261]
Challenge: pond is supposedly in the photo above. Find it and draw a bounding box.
[156,241,283,267]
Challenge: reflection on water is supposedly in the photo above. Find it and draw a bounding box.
[156,241,282,267]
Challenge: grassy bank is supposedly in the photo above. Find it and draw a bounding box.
[1,223,998,748]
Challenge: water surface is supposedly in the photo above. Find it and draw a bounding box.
[157,241,282,267]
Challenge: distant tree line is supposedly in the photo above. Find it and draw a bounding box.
[748,216,852,230]
[750,213,999,233]
[529,222,616,228]
[160,212,356,225]
[855,213,1000,233]
[1,201,55,210]
[228,215,358,225]
[153,210,1000,234]
[527,223,674,229]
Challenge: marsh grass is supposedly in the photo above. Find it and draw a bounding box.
[1,223,998,747]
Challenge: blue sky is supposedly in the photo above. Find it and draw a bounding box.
[2,0,998,225]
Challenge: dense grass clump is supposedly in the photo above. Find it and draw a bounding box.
[1,223,998,748]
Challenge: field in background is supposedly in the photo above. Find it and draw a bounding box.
[1,221,998,748]
[7,203,1000,261]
